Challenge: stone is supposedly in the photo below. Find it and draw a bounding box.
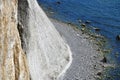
[116,35,120,40]
[94,28,100,31]
[56,1,61,4]
[85,20,91,24]
[97,72,102,76]
[78,19,82,23]
[101,57,107,63]
[81,23,86,27]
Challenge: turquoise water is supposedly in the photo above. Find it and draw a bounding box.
[37,0,120,79]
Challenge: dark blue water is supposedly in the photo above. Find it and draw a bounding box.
[37,0,120,79]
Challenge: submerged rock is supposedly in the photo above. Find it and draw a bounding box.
[116,35,120,40]
[81,23,86,27]
[56,1,61,4]
[78,19,82,23]
[94,28,101,32]
[101,57,107,63]
[85,20,91,24]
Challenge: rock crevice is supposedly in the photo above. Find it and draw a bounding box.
[0,0,30,80]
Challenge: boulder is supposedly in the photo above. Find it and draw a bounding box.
[56,1,61,4]
[94,28,100,31]
[116,35,120,40]
[101,57,107,63]
[85,20,91,24]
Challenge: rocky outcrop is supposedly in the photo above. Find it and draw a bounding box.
[0,0,29,80]
[0,0,72,80]
[18,0,72,80]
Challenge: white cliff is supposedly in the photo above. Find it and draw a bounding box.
[0,0,104,80]
[18,0,72,80]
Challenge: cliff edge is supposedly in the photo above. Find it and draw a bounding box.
[0,0,73,80]
[18,0,72,80]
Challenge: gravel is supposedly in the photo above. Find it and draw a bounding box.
[51,19,104,80]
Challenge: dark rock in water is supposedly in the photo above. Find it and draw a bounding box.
[97,72,102,76]
[85,20,91,24]
[101,57,107,63]
[81,23,86,27]
[56,1,61,4]
[48,7,52,10]
[116,35,120,40]
[67,22,72,25]
[94,28,100,31]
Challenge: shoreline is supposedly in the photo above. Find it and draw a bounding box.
[38,1,120,79]
[50,18,108,80]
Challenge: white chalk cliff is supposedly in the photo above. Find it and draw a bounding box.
[0,0,72,80]
[18,0,72,79]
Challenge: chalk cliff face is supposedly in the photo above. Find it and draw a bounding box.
[0,0,72,80]
[0,0,29,80]
[18,0,72,80]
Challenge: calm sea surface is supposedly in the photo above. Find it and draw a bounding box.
[38,0,120,79]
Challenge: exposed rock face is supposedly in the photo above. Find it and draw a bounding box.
[0,0,29,80]
[0,0,72,80]
[18,0,72,80]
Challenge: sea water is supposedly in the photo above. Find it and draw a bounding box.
[37,0,120,80]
